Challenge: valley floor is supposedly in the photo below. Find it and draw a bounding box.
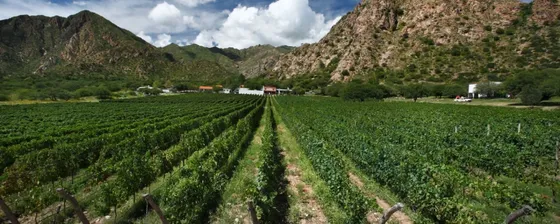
[1,94,559,224]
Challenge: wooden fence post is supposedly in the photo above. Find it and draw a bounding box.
[56,188,89,224]
[553,142,559,203]
[247,200,259,224]
[517,123,521,134]
[0,197,20,224]
[504,205,534,224]
[143,194,169,224]
[487,124,491,136]
[379,203,404,224]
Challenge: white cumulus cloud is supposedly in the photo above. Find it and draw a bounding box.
[148,2,181,24]
[147,1,189,33]
[175,0,215,8]
[72,1,87,6]
[154,33,172,47]
[193,0,340,49]
[136,31,153,43]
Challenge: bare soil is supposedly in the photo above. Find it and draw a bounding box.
[278,124,327,224]
[348,172,413,224]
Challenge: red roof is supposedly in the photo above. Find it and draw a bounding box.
[199,86,213,90]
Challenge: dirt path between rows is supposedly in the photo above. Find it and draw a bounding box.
[277,124,327,224]
[348,173,413,224]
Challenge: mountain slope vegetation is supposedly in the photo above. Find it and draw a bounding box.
[270,0,560,83]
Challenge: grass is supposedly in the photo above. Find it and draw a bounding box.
[271,99,348,223]
[385,96,560,110]
[0,97,100,105]
[209,110,266,224]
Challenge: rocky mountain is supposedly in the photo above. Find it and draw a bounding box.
[0,11,234,82]
[162,44,293,78]
[270,0,560,83]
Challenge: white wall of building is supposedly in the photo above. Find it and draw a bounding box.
[468,82,502,98]
[238,88,264,96]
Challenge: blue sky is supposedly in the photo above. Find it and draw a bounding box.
[0,0,359,48]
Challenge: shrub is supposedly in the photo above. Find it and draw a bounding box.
[0,94,8,101]
[484,25,492,31]
[496,28,505,35]
[519,86,542,105]
[57,90,73,101]
[95,87,112,99]
[341,83,384,101]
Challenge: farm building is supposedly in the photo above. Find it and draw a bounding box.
[239,88,264,96]
[136,86,153,91]
[199,86,214,92]
[277,88,292,95]
[468,82,502,98]
[264,86,277,95]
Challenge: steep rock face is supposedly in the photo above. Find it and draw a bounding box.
[272,0,560,82]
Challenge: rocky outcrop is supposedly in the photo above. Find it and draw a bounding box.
[271,0,560,82]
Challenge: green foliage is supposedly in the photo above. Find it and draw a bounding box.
[57,89,73,101]
[212,85,223,93]
[504,69,560,99]
[275,100,374,223]
[276,97,558,223]
[341,83,385,101]
[0,94,263,216]
[420,37,435,45]
[442,84,468,98]
[496,28,505,35]
[291,86,305,95]
[519,86,543,105]
[401,83,426,101]
[325,83,345,97]
[95,87,112,99]
[475,81,503,98]
[0,93,8,101]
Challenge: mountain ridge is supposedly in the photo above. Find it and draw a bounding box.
[269,0,560,83]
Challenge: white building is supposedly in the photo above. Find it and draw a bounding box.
[238,88,264,96]
[468,82,502,98]
[222,88,231,94]
[136,85,153,91]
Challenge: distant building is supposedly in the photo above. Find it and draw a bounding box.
[162,89,171,94]
[199,86,214,92]
[468,82,502,98]
[222,88,231,94]
[264,86,277,95]
[136,86,153,91]
[239,87,264,96]
[277,88,291,95]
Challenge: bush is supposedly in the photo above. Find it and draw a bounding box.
[496,28,505,35]
[401,83,426,102]
[519,86,543,105]
[443,84,467,98]
[292,86,305,95]
[57,90,73,101]
[0,94,8,101]
[325,83,345,97]
[341,83,385,102]
[95,87,112,100]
